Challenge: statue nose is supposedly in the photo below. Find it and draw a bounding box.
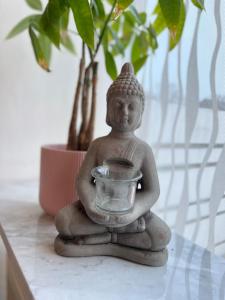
[121,105,129,115]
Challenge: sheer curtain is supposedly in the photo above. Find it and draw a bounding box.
[138,0,225,256]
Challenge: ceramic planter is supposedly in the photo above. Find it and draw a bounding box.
[39,144,86,216]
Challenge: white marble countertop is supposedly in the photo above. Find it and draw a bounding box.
[0,181,225,300]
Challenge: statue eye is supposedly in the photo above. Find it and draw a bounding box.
[116,101,122,108]
[129,104,134,111]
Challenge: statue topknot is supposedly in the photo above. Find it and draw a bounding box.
[107,62,145,110]
[121,62,135,74]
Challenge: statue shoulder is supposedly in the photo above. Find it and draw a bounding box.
[135,137,152,152]
[87,136,108,152]
[137,140,155,160]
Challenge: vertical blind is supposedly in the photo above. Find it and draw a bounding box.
[139,0,225,256]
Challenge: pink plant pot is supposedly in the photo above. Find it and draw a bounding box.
[39,144,86,216]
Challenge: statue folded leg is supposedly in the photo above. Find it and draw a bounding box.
[55,202,170,266]
[55,201,108,237]
[55,201,147,243]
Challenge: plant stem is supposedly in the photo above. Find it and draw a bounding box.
[78,61,91,150]
[68,0,117,150]
[67,42,85,150]
[87,0,117,69]
[84,61,98,149]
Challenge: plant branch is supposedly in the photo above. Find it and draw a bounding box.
[67,42,85,150]
[78,59,91,150]
[87,0,117,69]
[95,0,117,55]
[84,62,98,149]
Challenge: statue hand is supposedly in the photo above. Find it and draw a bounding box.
[109,216,146,233]
[85,204,136,228]
[85,202,142,228]
[107,209,138,228]
[85,202,110,225]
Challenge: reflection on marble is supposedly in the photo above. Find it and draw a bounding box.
[220,272,225,299]
[0,181,225,300]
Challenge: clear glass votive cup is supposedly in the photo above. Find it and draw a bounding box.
[91,159,142,214]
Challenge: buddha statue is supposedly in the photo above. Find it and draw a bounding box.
[54,63,171,266]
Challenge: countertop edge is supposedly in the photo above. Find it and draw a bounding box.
[0,223,35,300]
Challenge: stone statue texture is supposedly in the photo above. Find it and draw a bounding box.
[54,63,171,266]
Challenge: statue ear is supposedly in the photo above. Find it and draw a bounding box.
[135,111,143,129]
[106,102,112,126]
[136,99,144,129]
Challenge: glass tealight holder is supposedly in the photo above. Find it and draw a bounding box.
[91,158,142,214]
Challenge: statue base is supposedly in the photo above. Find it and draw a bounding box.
[54,235,168,267]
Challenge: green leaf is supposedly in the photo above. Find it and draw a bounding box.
[113,0,134,19]
[59,6,75,54]
[159,0,181,36]
[102,27,108,50]
[6,15,41,39]
[148,25,158,51]
[169,0,186,50]
[111,38,129,56]
[112,18,121,33]
[109,28,125,56]
[93,0,105,20]
[69,0,94,49]
[124,11,136,26]
[25,0,42,11]
[61,32,76,54]
[117,0,134,10]
[104,50,117,80]
[38,34,52,64]
[191,0,204,10]
[124,7,144,26]
[139,12,147,25]
[152,6,166,35]
[131,31,148,63]
[129,6,143,25]
[60,7,69,30]
[133,55,148,74]
[122,17,133,46]
[92,0,105,28]
[29,26,50,71]
[40,0,67,48]
[152,3,161,15]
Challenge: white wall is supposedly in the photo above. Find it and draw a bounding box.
[0,1,112,180]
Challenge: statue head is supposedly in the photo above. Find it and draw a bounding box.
[106,63,145,132]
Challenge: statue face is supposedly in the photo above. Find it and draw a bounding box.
[107,94,142,132]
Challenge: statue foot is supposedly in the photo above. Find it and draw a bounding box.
[54,235,168,267]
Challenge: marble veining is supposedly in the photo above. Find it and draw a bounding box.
[0,181,225,300]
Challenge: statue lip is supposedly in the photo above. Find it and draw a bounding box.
[120,117,129,124]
